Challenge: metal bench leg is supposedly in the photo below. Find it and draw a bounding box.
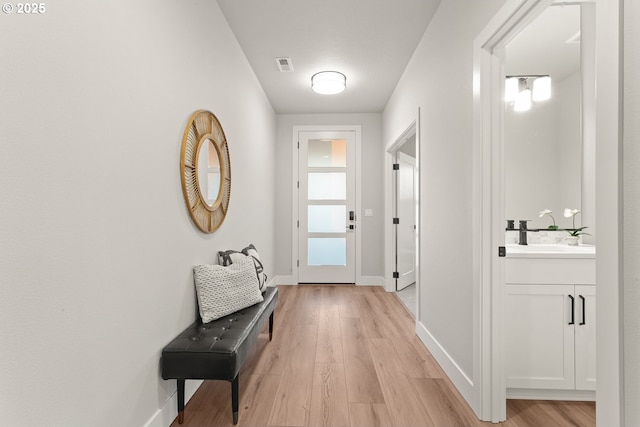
[269,312,274,341]
[232,376,239,424]
[177,379,185,424]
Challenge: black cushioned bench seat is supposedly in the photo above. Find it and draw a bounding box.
[161,286,278,424]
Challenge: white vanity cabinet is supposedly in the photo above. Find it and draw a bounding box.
[505,283,595,391]
[574,285,596,390]
[504,245,596,399]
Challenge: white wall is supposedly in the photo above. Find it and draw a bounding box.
[274,114,384,280]
[0,1,276,426]
[624,0,640,423]
[383,0,506,394]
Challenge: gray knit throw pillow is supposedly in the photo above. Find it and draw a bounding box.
[193,256,264,323]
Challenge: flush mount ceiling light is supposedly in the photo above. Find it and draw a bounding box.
[505,75,551,111]
[311,71,346,95]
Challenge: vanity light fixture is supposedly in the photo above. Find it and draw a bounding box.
[514,87,532,112]
[532,76,551,101]
[311,71,346,95]
[504,77,520,102]
[505,75,551,111]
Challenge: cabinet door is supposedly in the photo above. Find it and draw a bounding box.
[505,284,575,389]
[575,285,596,391]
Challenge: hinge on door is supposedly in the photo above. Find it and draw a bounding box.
[297,141,300,149]
[393,163,400,170]
[297,180,299,189]
[297,220,299,228]
[393,272,400,279]
[297,260,299,267]
[393,217,400,224]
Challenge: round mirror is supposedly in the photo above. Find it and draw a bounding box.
[180,110,231,233]
[196,138,222,207]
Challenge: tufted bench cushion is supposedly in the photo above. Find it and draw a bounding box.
[161,286,278,424]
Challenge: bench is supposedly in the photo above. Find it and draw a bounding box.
[161,286,278,424]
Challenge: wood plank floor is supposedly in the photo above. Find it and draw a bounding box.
[170,285,595,427]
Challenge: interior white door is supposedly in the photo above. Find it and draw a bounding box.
[298,131,356,283]
[396,152,416,291]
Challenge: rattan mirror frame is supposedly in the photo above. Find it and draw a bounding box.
[180,110,231,233]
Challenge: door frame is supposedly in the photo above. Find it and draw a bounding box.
[291,125,362,284]
[473,0,621,423]
[394,151,417,291]
[473,0,556,421]
[384,113,420,316]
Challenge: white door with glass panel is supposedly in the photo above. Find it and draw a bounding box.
[298,131,356,283]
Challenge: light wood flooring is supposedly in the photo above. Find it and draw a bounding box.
[170,285,595,427]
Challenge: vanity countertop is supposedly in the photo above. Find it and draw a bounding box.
[506,243,596,259]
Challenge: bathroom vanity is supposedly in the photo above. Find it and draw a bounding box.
[505,244,596,400]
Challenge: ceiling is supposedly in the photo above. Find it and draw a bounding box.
[216,0,441,114]
[506,4,581,82]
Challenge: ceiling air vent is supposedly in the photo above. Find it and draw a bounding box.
[276,57,294,72]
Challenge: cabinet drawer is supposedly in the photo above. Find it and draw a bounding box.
[505,258,595,285]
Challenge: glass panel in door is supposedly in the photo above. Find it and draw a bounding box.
[308,205,346,233]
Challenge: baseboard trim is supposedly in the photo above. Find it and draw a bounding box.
[415,321,475,408]
[357,276,384,286]
[274,275,295,285]
[266,277,277,288]
[506,388,595,401]
[143,380,203,427]
[273,275,384,286]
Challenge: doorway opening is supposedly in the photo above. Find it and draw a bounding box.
[393,138,417,317]
[385,118,419,318]
[473,0,597,422]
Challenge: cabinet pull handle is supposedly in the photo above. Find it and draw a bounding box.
[579,295,586,325]
[568,295,575,325]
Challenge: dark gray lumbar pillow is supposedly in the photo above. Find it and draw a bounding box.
[217,244,267,291]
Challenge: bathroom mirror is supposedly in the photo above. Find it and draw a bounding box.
[504,5,582,230]
[180,110,231,233]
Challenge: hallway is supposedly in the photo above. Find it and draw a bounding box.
[172,285,595,426]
